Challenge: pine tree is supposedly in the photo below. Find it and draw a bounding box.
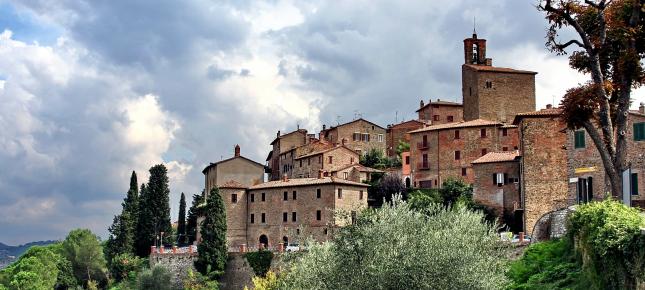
[195,187,227,275]
[186,192,204,245]
[177,193,187,246]
[105,171,139,263]
[135,164,172,257]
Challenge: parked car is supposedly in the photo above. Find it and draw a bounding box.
[511,234,531,243]
[285,243,300,252]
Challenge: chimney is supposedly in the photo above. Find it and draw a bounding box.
[437,98,441,102]
[640,102,644,114]
[318,170,324,179]
[234,144,240,157]
[282,174,289,182]
[322,124,327,130]
[341,138,347,146]
[277,130,281,137]
[420,100,424,108]
[546,104,553,109]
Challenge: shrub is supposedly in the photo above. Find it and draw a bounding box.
[109,253,145,282]
[247,271,279,290]
[245,250,274,277]
[183,269,218,290]
[278,197,509,289]
[137,265,172,290]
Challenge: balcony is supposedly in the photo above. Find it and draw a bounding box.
[417,142,429,150]
[417,163,430,170]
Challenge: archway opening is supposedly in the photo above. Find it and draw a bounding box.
[259,234,269,248]
[405,177,411,188]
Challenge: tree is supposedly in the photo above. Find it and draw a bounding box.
[195,187,227,275]
[60,229,107,287]
[109,253,145,282]
[538,0,645,197]
[360,148,386,169]
[135,164,172,257]
[395,140,410,158]
[186,193,205,245]
[369,173,406,207]
[0,246,61,290]
[177,192,187,245]
[439,178,472,206]
[278,198,509,289]
[137,265,172,290]
[106,171,140,263]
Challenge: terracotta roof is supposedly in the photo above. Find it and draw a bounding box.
[294,145,358,160]
[472,151,520,164]
[331,164,384,173]
[387,119,429,129]
[248,177,369,190]
[408,119,502,133]
[415,99,463,112]
[512,108,563,124]
[202,155,265,174]
[270,129,308,145]
[463,64,537,75]
[219,180,248,189]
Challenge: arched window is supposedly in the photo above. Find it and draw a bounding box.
[472,43,479,64]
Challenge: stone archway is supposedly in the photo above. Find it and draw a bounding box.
[259,234,269,248]
[405,177,411,188]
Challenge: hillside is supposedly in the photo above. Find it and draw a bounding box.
[0,240,57,269]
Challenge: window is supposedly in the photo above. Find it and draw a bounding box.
[455,151,461,160]
[454,130,460,139]
[338,188,343,199]
[405,156,410,165]
[350,157,354,163]
[318,155,322,163]
[323,228,328,235]
[634,122,645,141]
[480,128,487,138]
[503,147,508,151]
[485,80,493,88]
[292,212,297,222]
[283,212,288,222]
[422,135,428,147]
[328,156,333,164]
[359,190,364,200]
[261,192,266,202]
[372,125,375,130]
[261,213,266,223]
[293,191,297,200]
[299,160,302,167]
[502,128,508,136]
[251,194,255,203]
[481,148,487,156]
[632,173,639,195]
[447,115,454,122]
[343,172,349,179]
[469,87,472,96]
[362,133,370,142]
[250,214,255,223]
[493,173,506,186]
[461,168,467,176]
[296,229,300,235]
[422,154,428,167]
[316,210,322,221]
[283,191,288,201]
[308,158,311,165]
[378,134,384,142]
[231,194,237,203]
[574,130,586,148]
[433,115,440,121]
[353,132,360,141]
[316,188,321,198]
[577,177,593,203]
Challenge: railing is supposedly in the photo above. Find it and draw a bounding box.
[417,142,429,150]
[417,163,430,170]
[150,245,197,255]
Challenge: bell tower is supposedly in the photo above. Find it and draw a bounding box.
[463,33,489,65]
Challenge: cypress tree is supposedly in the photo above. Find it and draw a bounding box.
[177,193,187,246]
[195,187,227,275]
[186,192,204,245]
[135,164,171,257]
[105,171,140,262]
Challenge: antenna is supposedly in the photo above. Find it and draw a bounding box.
[473,16,477,35]
[395,111,398,123]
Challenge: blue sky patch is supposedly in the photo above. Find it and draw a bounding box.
[0,2,61,45]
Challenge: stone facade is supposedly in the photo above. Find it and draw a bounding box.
[203,145,265,191]
[330,164,383,183]
[319,118,386,155]
[416,99,464,124]
[408,119,518,188]
[291,146,360,178]
[268,129,309,180]
[461,34,536,123]
[149,252,197,289]
[472,152,521,229]
[385,120,427,158]
[278,140,334,179]
[219,184,248,249]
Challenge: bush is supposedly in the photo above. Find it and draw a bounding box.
[137,266,172,290]
[278,197,509,289]
[245,250,274,277]
[109,253,145,282]
[0,245,62,290]
[183,269,219,290]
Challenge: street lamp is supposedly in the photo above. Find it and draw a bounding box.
[160,232,165,248]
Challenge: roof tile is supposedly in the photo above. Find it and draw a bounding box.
[472,151,520,164]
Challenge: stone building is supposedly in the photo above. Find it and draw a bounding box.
[203,145,265,192]
[266,129,310,181]
[416,99,464,124]
[461,33,537,123]
[291,145,360,178]
[329,163,383,183]
[221,174,369,249]
[408,119,518,188]
[319,118,386,155]
[471,151,521,230]
[385,119,429,158]
[277,139,334,179]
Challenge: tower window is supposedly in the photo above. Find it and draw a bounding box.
[231,194,237,203]
[292,212,297,222]
[447,115,454,122]
[472,43,479,64]
[485,81,493,88]
[283,212,288,222]
[316,210,322,221]
[316,188,321,198]
[480,129,487,138]
[261,213,266,223]
[250,214,254,223]
[461,168,467,176]
[502,128,508,136]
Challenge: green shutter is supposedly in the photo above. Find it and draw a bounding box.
[632,173,639,195]
[575,130,586,148]
[634,123,644,141]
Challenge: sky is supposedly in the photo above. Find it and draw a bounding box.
[0,0,643,245]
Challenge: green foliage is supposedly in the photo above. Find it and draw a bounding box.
[187,193,205,245]
[195,187,228,275]
[247,271,279,290]
[183,269,219,290]
[507,239,588,290]
[568,200,645,289]
[106,171,140,264]
[438,178,472,206]
[278,197,509,289]
[137,265,172,290]
[407,188,442,213]
[136,164,172,257]
[0,246,60,290]
[178,192,187,245]
[359,148,385,168]
[245,250,274,277]
[395,140,410,157]
[109,253,145,282]
[61,229,108,287]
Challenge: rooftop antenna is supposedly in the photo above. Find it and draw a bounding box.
[395,111,398,123]
[473,16,477,35]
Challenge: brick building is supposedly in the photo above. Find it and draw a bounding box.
[319,118,386,155]
[385,120,427,158]
[217,174,368,249]
[203,145,265,191]
[471,151,521,230]
[329,163,383,183]
[408,119,518,188]
[266,129,309,180]
[461,33,536,123]
[416,99,464,124]
[277,139,334,179]
[291,145,360,178]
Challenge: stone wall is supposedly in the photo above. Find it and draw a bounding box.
[149,253,197,289]
[472,160,520,225]
[531,206,576,242]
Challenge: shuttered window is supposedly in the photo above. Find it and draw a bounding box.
[634,123,645,141]
[574,130,586,148]
[632,173,639,196]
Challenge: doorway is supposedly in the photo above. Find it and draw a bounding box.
[259,234,269,248]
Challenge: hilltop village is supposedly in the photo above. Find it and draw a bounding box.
[198,32,645,250]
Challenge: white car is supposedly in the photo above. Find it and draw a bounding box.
[511,235,531,243]
[285,243,300,252]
